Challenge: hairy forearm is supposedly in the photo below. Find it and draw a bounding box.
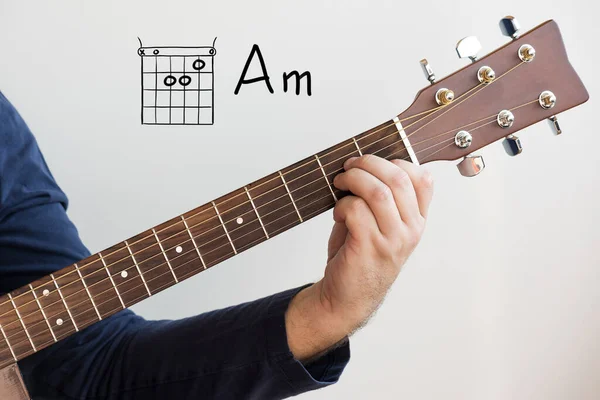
[285,156,433,363]
[284,281,351,362]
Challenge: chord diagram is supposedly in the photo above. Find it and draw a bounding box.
[137,39,217,125]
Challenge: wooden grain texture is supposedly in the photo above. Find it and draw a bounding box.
[398,20,589,164]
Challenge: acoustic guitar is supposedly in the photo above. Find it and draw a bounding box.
[0,17,589,399]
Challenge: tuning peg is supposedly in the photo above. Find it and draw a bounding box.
[456,36,481,63]
[420,59,436,84]
[502,134,523,156]
[457,154,485,177]
[548,115,562,135]
[499,16,521,39]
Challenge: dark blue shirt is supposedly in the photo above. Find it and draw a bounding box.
[0,91,350,399]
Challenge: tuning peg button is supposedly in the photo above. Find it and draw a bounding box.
[457,154,485,177]
[499,16,521,39]
[420,59,436,84]
[548,115,562,135]
[456,36,482,63]
[502,134,523,156]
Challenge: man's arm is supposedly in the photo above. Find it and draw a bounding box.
[0,90,432,399]
[0,91,349,399]
[286,155,433,362]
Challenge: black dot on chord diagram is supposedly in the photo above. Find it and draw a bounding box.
[179,75,192,87]
[164,75,177,87]
[192,59,206,71]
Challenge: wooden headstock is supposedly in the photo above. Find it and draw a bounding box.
[397,19,589,171]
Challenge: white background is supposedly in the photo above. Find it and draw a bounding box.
[1,1,598,399]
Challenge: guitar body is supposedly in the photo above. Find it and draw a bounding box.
[0,364,29,400]
[0,17,588,398]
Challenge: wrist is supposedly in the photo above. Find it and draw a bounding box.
[285,281,350,362]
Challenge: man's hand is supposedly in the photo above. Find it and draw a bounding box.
[285,155,434,362]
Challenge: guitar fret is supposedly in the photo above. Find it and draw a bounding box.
[152,228,179,282]
[245,186,269,239]
[314,154,338,202]
[352,137,363,156]
[98,252,126,310]
[29,284,57,342]
[0,105,494,369]
[0,324,16,361]
[278,171,303,222]
[7,294,36,351]
[51,274,79,332]
[181,216,207,270]
[212,202,237,254]
[74,263,102,321]
[124,240,152,296]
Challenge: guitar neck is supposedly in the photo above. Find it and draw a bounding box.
[0,117,412,368]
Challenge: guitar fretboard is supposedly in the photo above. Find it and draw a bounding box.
[0,118,409,369]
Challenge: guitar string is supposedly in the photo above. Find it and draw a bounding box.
[6,57,528,319]
[0,71,498,312]
[0,70,531,335]
[0,86,535,344]
[0,115,544,360]
[0,96,454,314]
[40,61,515,281]
[62,62,516,274]
[0,59,540,362]
[0,191,340,355]
[404,98,539,152]
[2,109,504,355]
[0,104,526,347]
[3,89,534,352]
[5,91,544,355]
[0,104,505,335]
[0,59,527,329]
[5,167,397,356]
[0,114,428,312]
[399,96,539,160]
[0,199,342,365]
[401,62,525,141]
[0,119,472,347]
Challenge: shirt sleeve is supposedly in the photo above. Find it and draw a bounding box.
[0,91,350,399]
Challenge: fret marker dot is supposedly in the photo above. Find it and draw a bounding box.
[236,217,243,225]
[121,271,128,278]
[176,246,183,253]
[42,289,50,297]
[56,318,63,326]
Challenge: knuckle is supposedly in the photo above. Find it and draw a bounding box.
[402,232,419,251]
[389,170,411,189]
[347,196,366,215]
[420,170,434,189]
[408,219,426,246]
[390,158,404,167]
[372,185,392,202]
[415,222,426,241]
[378,237,396,257]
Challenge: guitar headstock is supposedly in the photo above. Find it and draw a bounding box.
[397,17,589,176]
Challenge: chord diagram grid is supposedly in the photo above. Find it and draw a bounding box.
[138,40,216,125]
